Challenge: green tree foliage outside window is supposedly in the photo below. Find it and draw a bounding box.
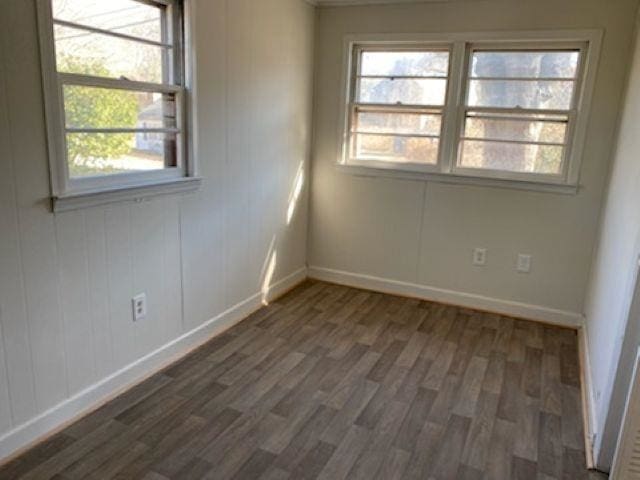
[60,56,138,176]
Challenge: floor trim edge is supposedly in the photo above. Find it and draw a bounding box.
[578,325,598,469]
[308,266,584,328]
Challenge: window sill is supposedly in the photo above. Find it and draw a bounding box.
[335,163,579,195]
[52,176,202,213]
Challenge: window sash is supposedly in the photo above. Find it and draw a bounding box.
[348,104,445,165]
[58,72,182,93]
[357,75,449,80]
[453,44,586,179]
[347,44,452,168]
[60,82,186,185]
[52,18,174,50]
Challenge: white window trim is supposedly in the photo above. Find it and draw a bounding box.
[337,30,603,194]
[36,0,201,212]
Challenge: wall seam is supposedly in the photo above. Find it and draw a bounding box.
[81,211,98,384]
[103,208,115,371]
[304,3,320,269]
[52,218,71,400]
[414,181,429,284]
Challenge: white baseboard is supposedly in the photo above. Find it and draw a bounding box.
[263,267,308,304]
[0,267,307,464]
[308,266,584,328]
[578,325,598,468]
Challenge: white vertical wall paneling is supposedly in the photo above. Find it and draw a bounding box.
[179,0,229,333]
[162,197,183,345]
[3,0,68,412]
[271,0,314,280]
[277,0,303,283]
[105,206,136,369]
[164,198,183,343]
[224,0,255,308]
[249,0,276,297]
[0,88,15,431]
[0,56,14,426]
[0,6,36,430]
[0,322,11,435]
[55,211,96,395]
[84,209,114,380]
[130,196,183,356]
[131,199,167,356]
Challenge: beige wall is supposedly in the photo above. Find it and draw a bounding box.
[584,24,640,470]
[0,0,314,458]
[309,0,637,318]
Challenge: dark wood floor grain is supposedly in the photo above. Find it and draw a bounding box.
[0,280,608,479]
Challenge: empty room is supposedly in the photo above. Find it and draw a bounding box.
[2,0,640,478]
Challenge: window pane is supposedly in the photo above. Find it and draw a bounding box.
[358,78,447,105]
[472,51,579,79]
[54,24,164,83]
[468,79,574,109]
[354,134,439,164]
[356,111,441,136]
[360,51,449,77]
[52,0,163,43]
[459,140,563,174]
[63,86,177,130]
[66,132,177,178]
[464,115,567,144]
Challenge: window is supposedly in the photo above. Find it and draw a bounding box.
[459,48,579,176]
[37,0,198,210]
[350,47,450,167]
[340,32,601,190]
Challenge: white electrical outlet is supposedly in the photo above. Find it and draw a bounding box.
[132,293,147,322]
[473,248,487,266]
[517,254,532,273]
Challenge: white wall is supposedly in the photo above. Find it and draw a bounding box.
[308,0,637,323]
[0,0,314,460]
[584,24,640,471]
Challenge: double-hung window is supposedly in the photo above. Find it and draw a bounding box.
[458,47,581,179]
[37,0,198,211]
[340,32,601,191]
[350,47,450,169]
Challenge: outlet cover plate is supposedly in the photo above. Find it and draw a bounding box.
[473,248,487,266]
[517,254,532,273]
[132,293,147,321]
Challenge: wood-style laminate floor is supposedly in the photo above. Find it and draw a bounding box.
[0,280,607,480]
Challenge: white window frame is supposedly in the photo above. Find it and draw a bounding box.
[36,0,200,212]
[347,43,452,174]
[337,30,603,193]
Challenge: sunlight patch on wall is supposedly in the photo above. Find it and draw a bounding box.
[262,251,278,305]
[260,236,278,305]
[287,161,305,225]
